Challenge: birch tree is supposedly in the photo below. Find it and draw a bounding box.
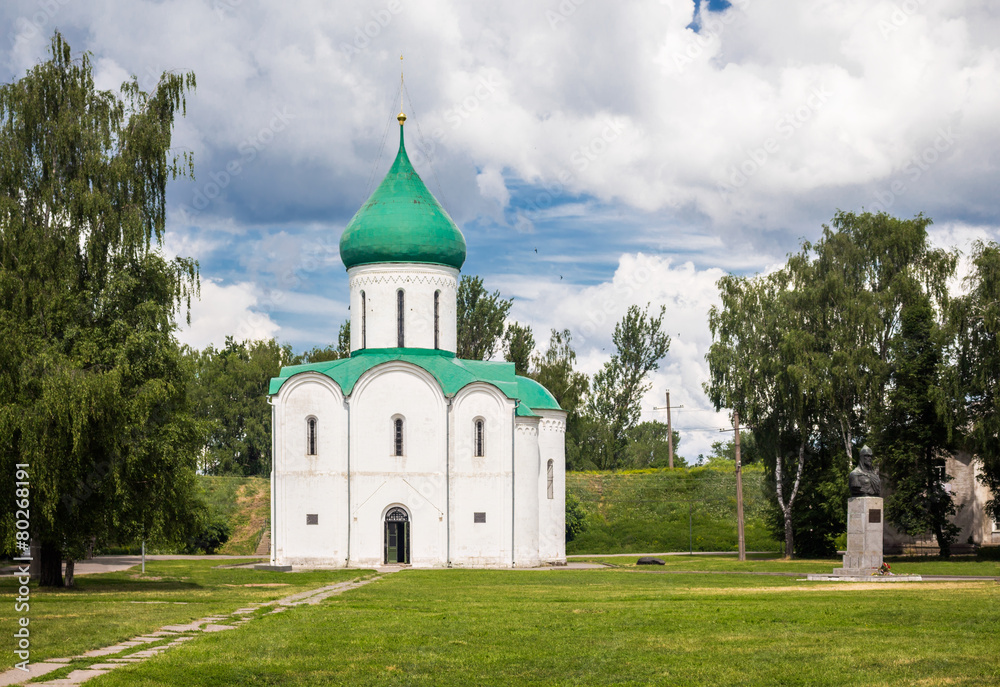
[706,271,817,557]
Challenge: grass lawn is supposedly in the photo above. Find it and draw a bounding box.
[573,553,1000,577]
[91,567,1000,686]
[0,559,367,671]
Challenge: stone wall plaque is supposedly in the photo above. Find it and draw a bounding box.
[869,509,881,523]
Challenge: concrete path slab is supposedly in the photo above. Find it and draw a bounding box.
[159,622,203,632]
[203,624,237,632]
[78,645,131,658]
[0,663,63,686]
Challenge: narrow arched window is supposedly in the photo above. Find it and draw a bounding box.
[474,418,485,457]
[307,417,318,456]
[434,290,440,349]
[397,289,405,347]
[393,417,404,456]
[360,290,367,349]
[547,459,554,499]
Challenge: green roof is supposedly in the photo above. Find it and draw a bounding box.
[339,124,466,270]
[269,348,561,416]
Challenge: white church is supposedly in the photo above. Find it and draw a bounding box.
[266,109,567,568]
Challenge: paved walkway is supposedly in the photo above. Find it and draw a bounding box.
[0,555,264,578]
[0,572,388,687]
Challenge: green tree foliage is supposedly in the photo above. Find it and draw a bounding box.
[878,294,959,556]
[786,211,955,470]
[564,492,587,543]
[706,211,958,557]
[184,517,231,555]
[503,322,534,375]
[951,241,1000,525]
[706,270,816,557]
[531,329,589,419]
[587,304,670,470]
[187,337,290,476]
[0,34,201,585]
[530,329,591,470]
[456,275,512,360]
[296,320,350,363]
[707,432,761,465]
[621,421,685,468]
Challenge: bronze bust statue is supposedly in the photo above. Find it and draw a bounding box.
[849,445,881,497]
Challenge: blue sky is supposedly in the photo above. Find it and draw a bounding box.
[3,0,999,458]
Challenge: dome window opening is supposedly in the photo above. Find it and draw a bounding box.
[393,416,405,457]
[434,290,440,349]
[397,289,405,347]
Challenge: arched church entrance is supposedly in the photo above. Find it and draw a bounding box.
[384,506,410,564]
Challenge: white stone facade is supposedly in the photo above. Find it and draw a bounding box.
[269,356,567,569]
[348,263,458,353]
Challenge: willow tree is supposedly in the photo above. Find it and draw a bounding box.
[0,34,201,586]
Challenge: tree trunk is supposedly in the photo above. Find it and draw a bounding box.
[39,541,63,588]
[839,419,853,471]
[784,509,794,559]
[775,440,807,560]
[64,560,75,588]
[934,524,951,559]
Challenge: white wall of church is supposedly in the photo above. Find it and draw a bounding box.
[271,373,348,567]
[270,361,567,569]
[450,384,516,567]
[537,410,567,563]
[348,363,448,567]
[514,417,541,567]
[348,263,458,352]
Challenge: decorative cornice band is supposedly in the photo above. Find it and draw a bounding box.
[350,272,457,289]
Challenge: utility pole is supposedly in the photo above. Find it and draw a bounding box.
[653,391,683,469]
[666,391,674,469]
[734,411,746,562]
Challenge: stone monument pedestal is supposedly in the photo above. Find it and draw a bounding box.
[834,496,883,575]
[807,496,921,581]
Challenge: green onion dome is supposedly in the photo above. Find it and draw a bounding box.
[339,117,466,270]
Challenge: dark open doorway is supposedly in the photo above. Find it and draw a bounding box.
[384,506,410,564]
